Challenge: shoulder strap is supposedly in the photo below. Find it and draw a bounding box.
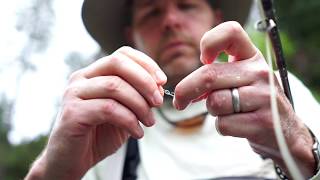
[122,138,140,180]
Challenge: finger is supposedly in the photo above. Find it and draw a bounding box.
[115,46,167,85]
[216,113,259,138]
[82,53,164,107]
[206,89,233,116]
[69,76,155,127]
[173,58,266,110]
[200,21,257,64]
[71,98,144,139]
[206,85,269,116]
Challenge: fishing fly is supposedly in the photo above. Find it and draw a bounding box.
[164,89,174,97]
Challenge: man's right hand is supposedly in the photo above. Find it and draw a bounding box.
[25,46,167,180]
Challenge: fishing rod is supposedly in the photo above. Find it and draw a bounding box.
[257,0,294,109]
[256,1,308,180]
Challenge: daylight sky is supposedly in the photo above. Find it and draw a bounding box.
[0,0,99,144]
[0,0,263,144]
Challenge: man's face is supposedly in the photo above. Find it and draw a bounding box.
[129,0,220,89]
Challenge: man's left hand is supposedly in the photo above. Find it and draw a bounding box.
[173,21,316,178]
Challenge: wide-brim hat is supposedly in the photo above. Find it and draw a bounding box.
[82,0,253,53]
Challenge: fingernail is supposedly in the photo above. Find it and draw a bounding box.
[152,90,163,106]
[173,97,182,110]
[136,126,144,139]
[145,111,155,127]
[158,86,164,96]
[200,54,208,64]
[173,97,190,110]
[155,71,167,83]
[200,54,204,63]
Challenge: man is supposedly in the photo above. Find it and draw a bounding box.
[26,0,320,179]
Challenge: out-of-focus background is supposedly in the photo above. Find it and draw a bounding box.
[0,0,319,179]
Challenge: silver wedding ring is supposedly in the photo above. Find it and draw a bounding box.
[231,88,241,113]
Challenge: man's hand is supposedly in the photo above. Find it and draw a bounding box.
[25,46,167,180]
[173,21,316,178]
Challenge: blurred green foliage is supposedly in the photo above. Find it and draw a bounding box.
[275,0,320,52]
[275,0,320,101]
[0,106,47,180]
[246,0,320,102]
[0,1,320,179]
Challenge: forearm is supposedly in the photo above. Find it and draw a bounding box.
[25,149,83,180]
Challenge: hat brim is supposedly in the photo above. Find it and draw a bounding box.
[82,0,253,53]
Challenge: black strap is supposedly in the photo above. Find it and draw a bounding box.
[122,138,140,180]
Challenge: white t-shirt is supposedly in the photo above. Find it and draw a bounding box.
[82,72,320,180]
[137,102,276,180]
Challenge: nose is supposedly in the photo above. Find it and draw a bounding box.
[161,5,182,31]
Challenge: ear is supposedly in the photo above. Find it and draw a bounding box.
[124,27,135,47]
[213,9,223,26]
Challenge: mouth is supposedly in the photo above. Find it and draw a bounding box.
[162,41,188,52]
[159,41,191,61]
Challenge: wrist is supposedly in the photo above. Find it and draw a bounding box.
[25,150,82,180]
[274,126,319,179]
[25,153,47,180]
[292,126,317,177]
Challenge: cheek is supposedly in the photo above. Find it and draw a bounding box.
[189,14,215,44]
[133,30,159,60]
[186,23,213,48]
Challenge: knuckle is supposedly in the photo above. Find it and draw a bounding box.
[225,21,245,45]
[226,21,243,35]
[64,84,80,98]
[255,68,269,81]
[207,92,223,112]
[104,76,123,93]
[61,101,79,122]
[117,46,132,53]
[201,67,217,85]
[108,54,124,65]
[101,99,118,117]
[69,69,83,82]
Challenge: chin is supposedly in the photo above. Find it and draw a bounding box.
[165,62,201,89]
[159,50,201,87]
[164,75,185,90]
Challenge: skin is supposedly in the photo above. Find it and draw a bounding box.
[130,0,219,89]
[25,0,316,179]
